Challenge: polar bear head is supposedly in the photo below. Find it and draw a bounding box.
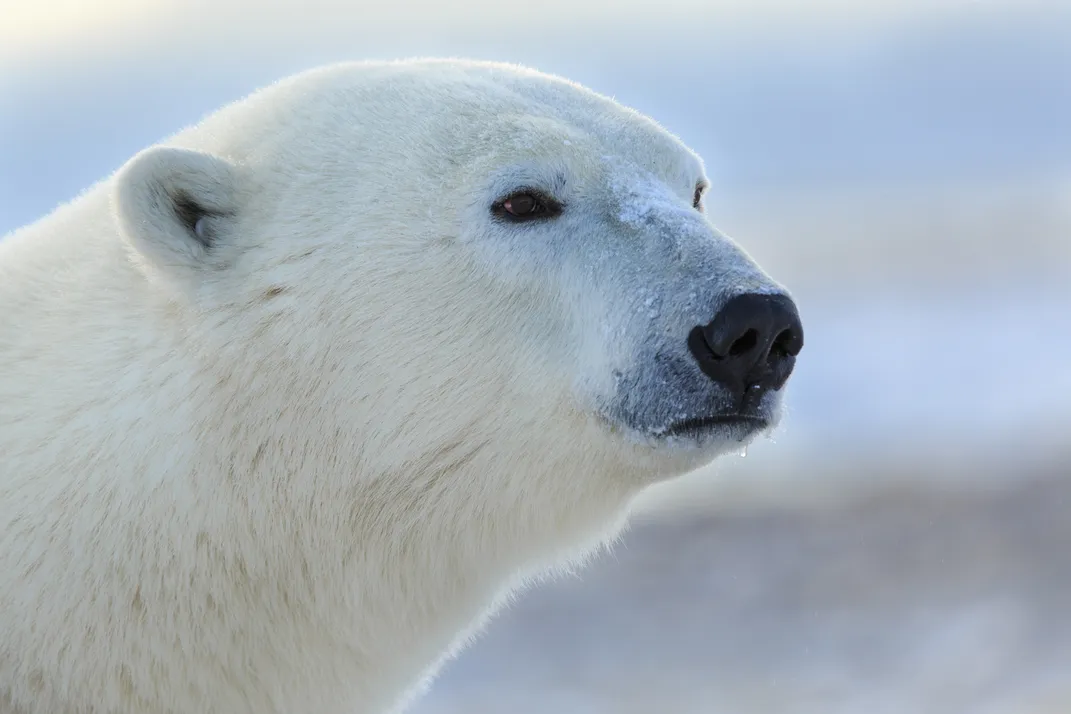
[113,59,803,499]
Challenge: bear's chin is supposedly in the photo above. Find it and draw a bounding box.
[598,385,783,455]
[599,408,776,462]
[651,416,770,452]
[658,414,771,442]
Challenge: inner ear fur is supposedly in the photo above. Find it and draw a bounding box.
[113,146,241,272]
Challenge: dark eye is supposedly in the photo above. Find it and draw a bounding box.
[494,190,562,222]
[693,183,706,211]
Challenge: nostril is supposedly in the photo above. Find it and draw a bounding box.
[772,327,803,358]
[728,329,758,358]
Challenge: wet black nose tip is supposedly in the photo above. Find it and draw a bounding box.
[688,292,804,398]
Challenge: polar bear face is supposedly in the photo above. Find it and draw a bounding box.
[451,115,803,476]
[115,59,802,488]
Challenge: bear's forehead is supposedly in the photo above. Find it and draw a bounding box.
[197,60,703,195]
[466,113,701,196]
[299,60,702,177]
[422,71,703,190]
[460,65,698,172]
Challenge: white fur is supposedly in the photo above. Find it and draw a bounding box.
[0,59,795,714]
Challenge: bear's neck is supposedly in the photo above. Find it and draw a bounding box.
[160,350,641,714]
[208,439,636,714]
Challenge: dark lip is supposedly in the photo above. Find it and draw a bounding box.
[660,414,769,439]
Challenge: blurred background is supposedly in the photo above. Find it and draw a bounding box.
[3,0,1070,711]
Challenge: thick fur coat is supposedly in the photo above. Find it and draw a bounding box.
[0,59,799,714]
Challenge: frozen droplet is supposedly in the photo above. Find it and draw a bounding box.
[739,446,749,458]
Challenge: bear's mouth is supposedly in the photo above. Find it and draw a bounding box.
[659,414,769,440]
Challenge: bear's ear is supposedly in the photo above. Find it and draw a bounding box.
[113,146,241,272]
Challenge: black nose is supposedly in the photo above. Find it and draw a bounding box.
[687,292,804,400]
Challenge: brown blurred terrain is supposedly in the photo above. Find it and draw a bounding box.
[420,456,1071,714]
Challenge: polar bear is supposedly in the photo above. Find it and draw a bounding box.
[0,59,803,714]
